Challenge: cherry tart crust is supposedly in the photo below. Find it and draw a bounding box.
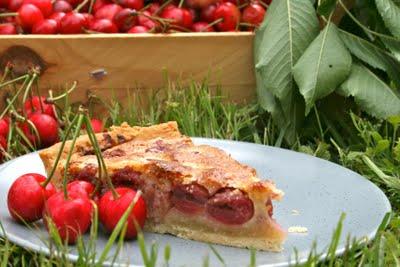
[39,121,286,251]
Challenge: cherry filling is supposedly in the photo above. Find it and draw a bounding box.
[266,198,273,217]
[70,164,97,183]
[206,188,254,225]
[171,183,209,214]
[111,167,142,188]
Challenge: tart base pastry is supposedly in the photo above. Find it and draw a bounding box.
[39,122,286,251]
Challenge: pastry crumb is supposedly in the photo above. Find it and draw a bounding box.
[288,226,308,234]
[291,209,300,215]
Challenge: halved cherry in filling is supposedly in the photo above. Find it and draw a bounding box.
[266,198,273,217]
[206,188,254,225]
[171,183,209,214]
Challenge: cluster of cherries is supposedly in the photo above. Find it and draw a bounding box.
[0,0,271,34]
[8,173,147,243]
[0,95,103,161]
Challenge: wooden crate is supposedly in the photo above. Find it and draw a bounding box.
[0,32,256,106]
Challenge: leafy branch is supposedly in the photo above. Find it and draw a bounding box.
[254,0,400,144]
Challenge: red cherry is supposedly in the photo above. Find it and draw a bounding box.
[23,0,52,17]
[8,0,23,11]
[53,0,72,12]
[17,3,44,31]
[147,2,159,14]
[192,21,214,32]
[89,18,118,32]
[92,0,109,13]
[24,96,55,118]
[43,191,92,244]
[127,25,149,33]
[32,19,58,34]
[0,23,17,34]
[59,12,88,33]
[160,6,185,27]
[65,0,82,7]
[22,113,59,147]
[241,3,265,27]
[0,135,7,160]
[186,0,218,8]
[94,4,123,21]
[181,8,193,28]
[99,187,146,239]
[89,118,104,133]
[0,0,7,8]
[0,117,9,138]
[82,12,94,25]
[113,8,137,32]
[67,180,95,198]
[200,3,217,23]
[117,0,143,10]
[137,10,157,30]
[48,11,66,24]
[7,173,56,222]
[223,0,245,5]
[213,2,240,31]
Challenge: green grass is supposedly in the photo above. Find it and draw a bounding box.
[0,82,399,266]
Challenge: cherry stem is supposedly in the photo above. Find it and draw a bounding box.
[0,75,30,119]
[75,0,90,12]
[47,90,61,124]
[154,0,173,15]
[0,65,11,84]
[62,113,85,199]
[84,115,119,199]
[21,72,38,118]
[88,0,95,14]
[258,1,268,9]
[0,12,17,17]
[239,22,257,28]
[47,81,77,102]
[205,18,223,30]
[34,78,44,114]
[15,126,35,150]
[0,74,29,90]
[178,0,184,8]
[42,113,80,187]
[237,2,248,9]
[11,111,41,148]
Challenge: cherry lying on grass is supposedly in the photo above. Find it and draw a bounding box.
[21,113,59,147]
[0,117,10,138]
[24,96,56,118]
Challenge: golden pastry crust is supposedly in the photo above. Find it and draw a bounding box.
[39,122,183,186]
[39,121,286,251]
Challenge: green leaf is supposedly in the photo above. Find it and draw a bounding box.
[254,0,319,107]
[338,63,400,118]
[381,37,400,62]
[317,0,337,17]
[293,23,352,114]
[254,0,318,144]
[339,30,400,88]
[375,0,400,38]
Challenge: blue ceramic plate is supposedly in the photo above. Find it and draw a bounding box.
[0,138,391,266]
